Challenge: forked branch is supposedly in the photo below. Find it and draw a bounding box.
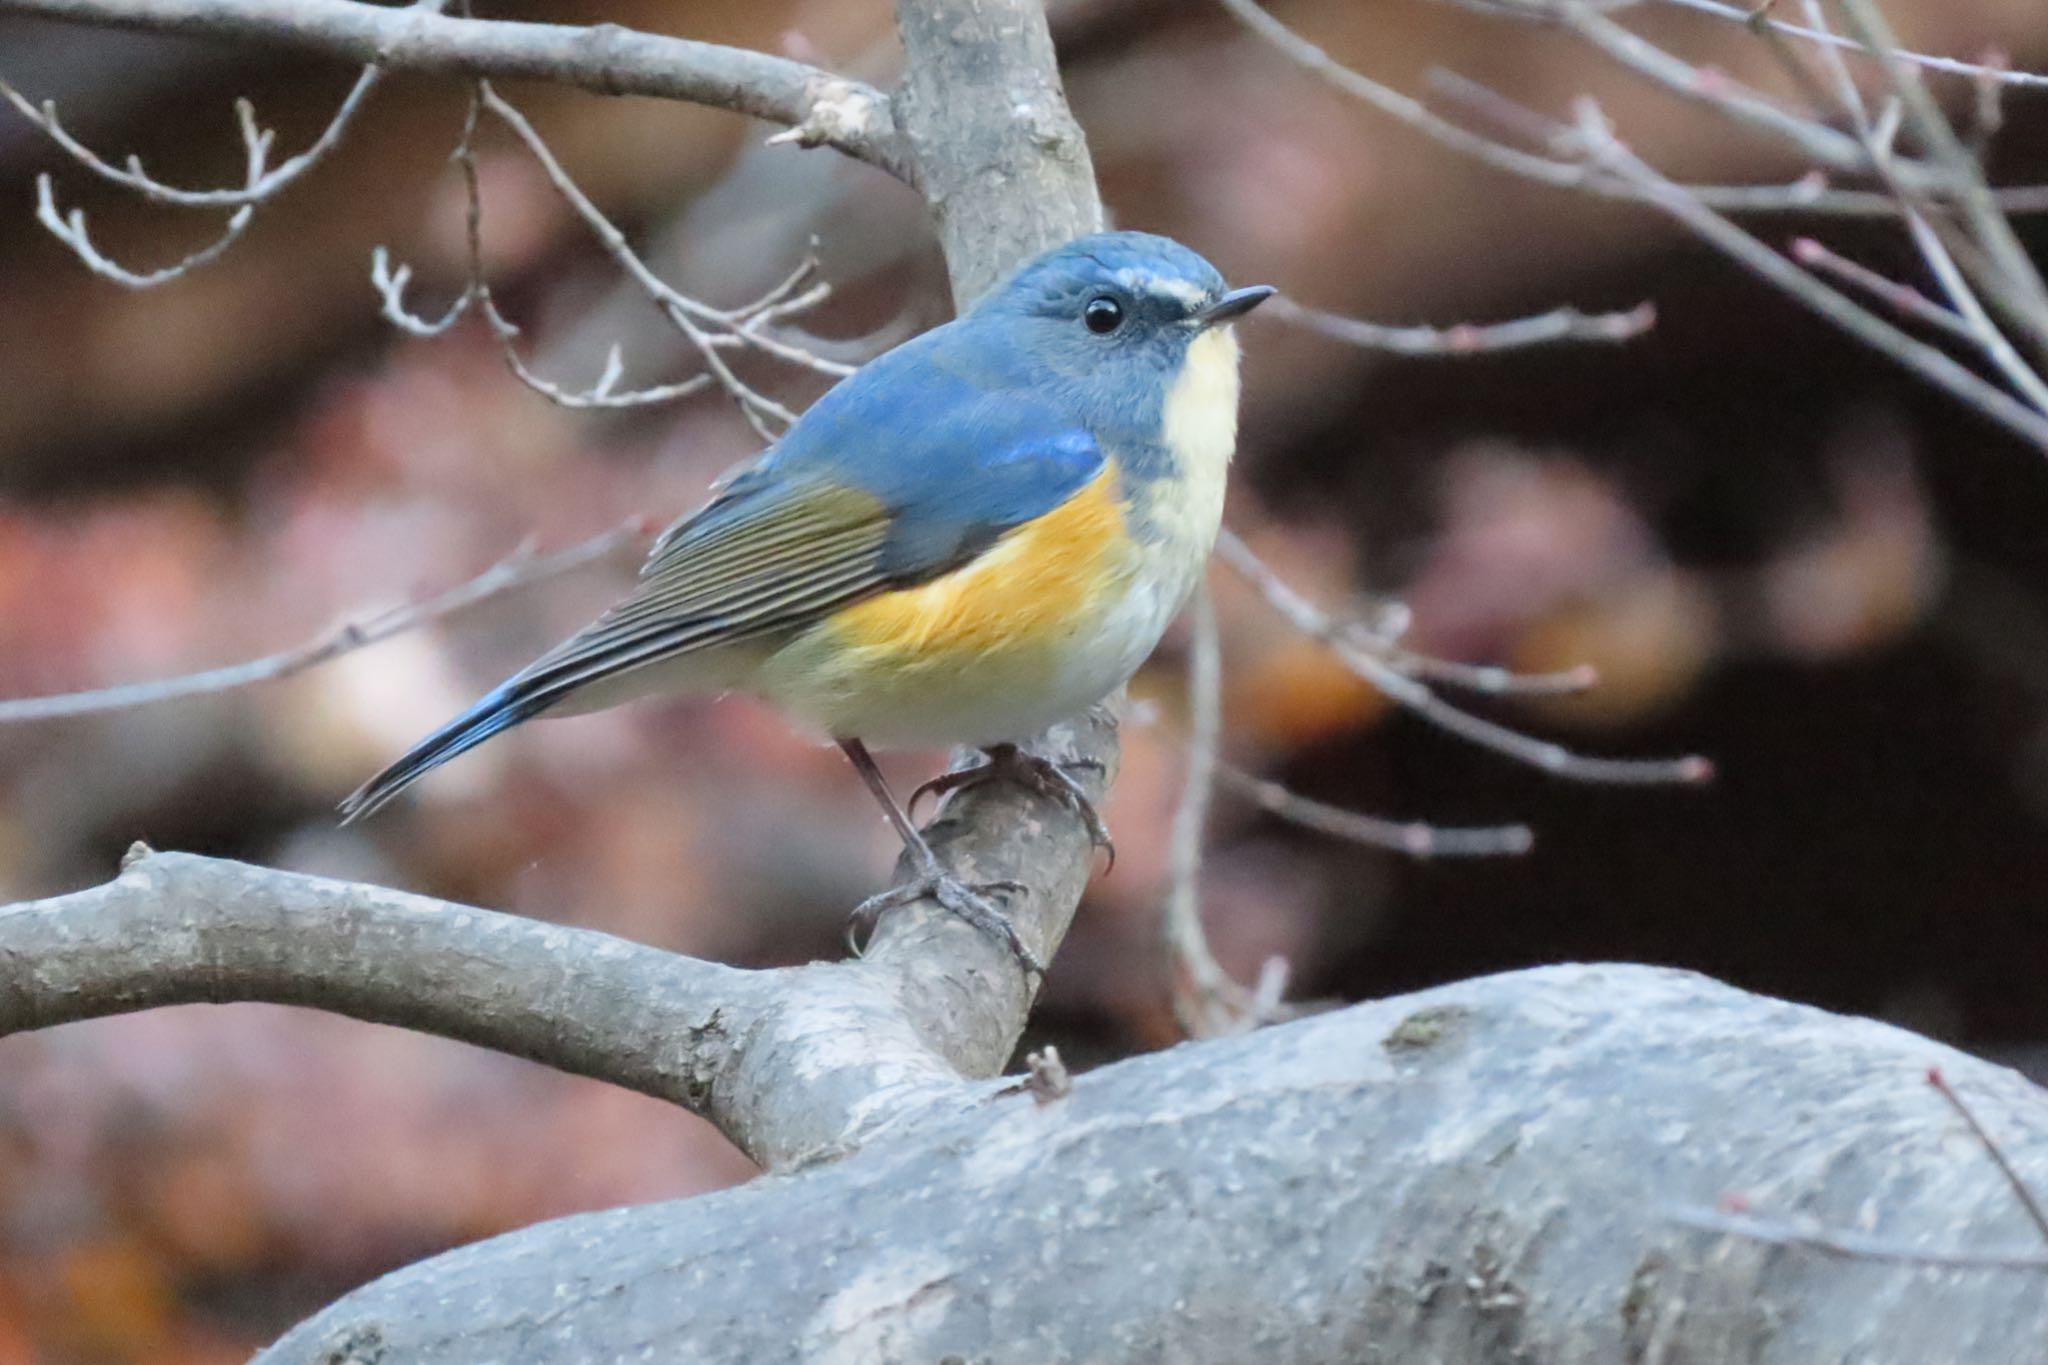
[1,0,908,176]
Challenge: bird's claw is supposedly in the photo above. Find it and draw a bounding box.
[848,869,1041,977]
[908,746,1116,872]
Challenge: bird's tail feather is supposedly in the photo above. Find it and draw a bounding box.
[338,677,556,825]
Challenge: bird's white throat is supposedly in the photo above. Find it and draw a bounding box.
[1154,325,1241,558]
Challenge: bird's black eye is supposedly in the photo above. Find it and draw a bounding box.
[1083,296,1125,334]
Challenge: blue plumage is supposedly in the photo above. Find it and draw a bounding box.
[342,231,1271,863]
[339,678,543,822]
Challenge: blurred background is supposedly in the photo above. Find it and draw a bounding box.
[1,0,2046,1356]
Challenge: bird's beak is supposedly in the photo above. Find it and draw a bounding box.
[1194,285,1276,328]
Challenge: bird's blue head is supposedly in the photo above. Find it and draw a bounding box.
[968,232,1273,438]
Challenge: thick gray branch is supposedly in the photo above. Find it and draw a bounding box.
[893,0,1102,306]
[0,838,1131,1170]
[259,965,2048,1364]
[819,0,1113,1080]
[0,0,910,177]
[0,850,758,1111]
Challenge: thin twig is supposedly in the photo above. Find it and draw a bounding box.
[1164,579,1262,1037]
[371,248,476,339]
[2,0,447,286]
[475,82,817,433]
[459,91,718,408]
[1214,530,1712,783]
[1218,532,1598,698]
[1788,237,1976,343]
[1794,1,2048,416]
[370,93,710,406]
[1545,0,1885,183]
[1671,1206,2048,1271]
[1214,762,1533,856]
[1657,0,2048,89]
[0,64,385,208]
[0,0,910,180]
[33,176,254,288]
[0,523,643,724]
[1268,293,1656,356]
[1422,68,2048,450]
[1371,647,1599,698]
[1927,1066,2048,1247]
[1218,0,2048,218]
[1829,0,2048,358]
[1541,94,2048,450]
[372,83,843,415]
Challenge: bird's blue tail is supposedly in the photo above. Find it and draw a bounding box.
[338,678,553,824]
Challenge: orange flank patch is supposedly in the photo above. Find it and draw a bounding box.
[829,464,1126,663]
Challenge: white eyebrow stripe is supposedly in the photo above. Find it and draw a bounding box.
[1110,267,1210,309]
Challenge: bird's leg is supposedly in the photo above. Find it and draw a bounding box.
[909,742,1115,871]
[838,739,1041,976]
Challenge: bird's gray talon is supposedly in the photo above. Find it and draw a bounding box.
[911,744,1115,871]
[848,869,1042,976]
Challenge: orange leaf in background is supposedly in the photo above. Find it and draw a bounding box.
[140,1146,270,1277]
[0,1273,35,1365]
[48,1236,177,1364]
[1225,635,1388,748]
[1515,570,1719,727]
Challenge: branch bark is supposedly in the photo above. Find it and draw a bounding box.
[0,849,754,1109]
[2,796,1134,1169]
[255,965,2048,1364]
[0,0,911,177]
[893,0,1102,305]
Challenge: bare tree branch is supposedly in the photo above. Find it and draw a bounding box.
[0,523,642,724]
[0,0,910,178]
[0,848,759,1110]
[895,0,1101,305]
[0,27,396,205]
[0,785,1120,1170]
[1162,565,1536,1038]
[1161,579,1257,1037]
[1214,529,1714,783]
[1540,0,1885,180]
[1213,761,1534,856]
[1828,0,2048,354]
[1928,1065,2048,1246]
[1224,0,2048,446]
[253,964,2048,1364]
[372,82,843,419]
[1537,93,2048,449]
[1790,235,1979,343]
[1214,0,2048,217]
[31,174,252,287]
[1655,0,2048,89]
[475,81,804,434]
[1792,0,2048,415]
[1268,293,1656,355]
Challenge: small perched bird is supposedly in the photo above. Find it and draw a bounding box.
[342,231,1271,967]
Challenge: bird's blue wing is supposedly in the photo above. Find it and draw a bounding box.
[340,337,1103,824]
[746,331,1107,580]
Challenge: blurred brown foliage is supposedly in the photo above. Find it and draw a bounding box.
[1,0,2047,1356]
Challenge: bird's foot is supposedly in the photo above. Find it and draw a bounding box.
[848,863,1041,977]
[910,744,1115,871]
